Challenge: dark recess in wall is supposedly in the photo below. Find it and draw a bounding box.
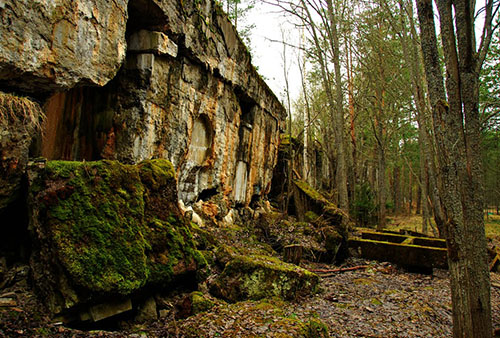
[197,188,218,202]
[0,177,30,266]
[127,0,170,37]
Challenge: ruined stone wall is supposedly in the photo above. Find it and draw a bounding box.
[0,0,286,210]
[0,0,128,91]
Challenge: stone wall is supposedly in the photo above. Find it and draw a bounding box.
[1,0,285,210]
[0,0,128,92]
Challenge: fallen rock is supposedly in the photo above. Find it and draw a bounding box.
[210,255,319,302]
[28,159,206,314]
[80,298,133,322]
[293,180,344,227]
[176,291,215,319]
[254,213,343,263]
[135,297,158,322]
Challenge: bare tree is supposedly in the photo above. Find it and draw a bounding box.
[267,0,350,218]
[416,0,500,336]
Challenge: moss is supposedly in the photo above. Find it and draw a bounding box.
[304,318,329,338]
[190,224,217,250]
[200,250,215,266]
[293,180,329,205]
[138,159,176,189]
[304,211,319,223]
[211,255,319,302]
[353,278,374,286]
[190,291,215,314]
[33,159,204,299]
[214,244,240,267]
[44,160,148,294]
[324,229,342,252]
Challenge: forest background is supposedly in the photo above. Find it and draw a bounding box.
[219,0,500,336]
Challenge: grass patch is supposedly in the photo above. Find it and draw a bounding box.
[486,214,500,240]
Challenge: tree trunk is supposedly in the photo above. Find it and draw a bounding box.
[281,29,293,214]
[399,0,445,233]
[408,168,413,216]
[326,0,349,216]
[299,0,349,223]
[347,35,358,192]
[376,145,386,230]
[393,166,402,215]
[298,47,311,185]
[416,0,493,336]
[416,183,422,215]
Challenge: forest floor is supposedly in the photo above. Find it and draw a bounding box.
[1,258,500,337]
[2,214,500,337]
[386,213,500,241]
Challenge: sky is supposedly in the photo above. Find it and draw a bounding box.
[239,0,495,110]
[242,3,302,105]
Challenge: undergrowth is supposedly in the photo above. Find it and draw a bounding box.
[0,91,44,129]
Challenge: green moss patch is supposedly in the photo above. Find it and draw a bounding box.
[29,159,205,312]
[294,180,329,205]
[210,255,319,302]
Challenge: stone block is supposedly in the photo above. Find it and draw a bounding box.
[129,30,178,58]
[0,0,128,92]
[28,159,206,314]
[89,298,132,322]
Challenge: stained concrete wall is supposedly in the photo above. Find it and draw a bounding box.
[35,0,286,209]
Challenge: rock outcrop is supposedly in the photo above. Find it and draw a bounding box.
[28,159,205,314]
[0,0,288,323]
[0,0,285,214]
[33,0,286,210]
[0,0,127,92]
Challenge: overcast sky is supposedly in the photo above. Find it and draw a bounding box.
[243,1,495,109]
[243,3,302,104]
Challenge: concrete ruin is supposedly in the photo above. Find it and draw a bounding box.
[0,0,286,215]
[349,230,448,270]
[0,0,287,321]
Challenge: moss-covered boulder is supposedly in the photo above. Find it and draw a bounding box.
[165,299,328,337]
[210,255,319,302]
[28,159,205,314]
[176,291,216,318]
